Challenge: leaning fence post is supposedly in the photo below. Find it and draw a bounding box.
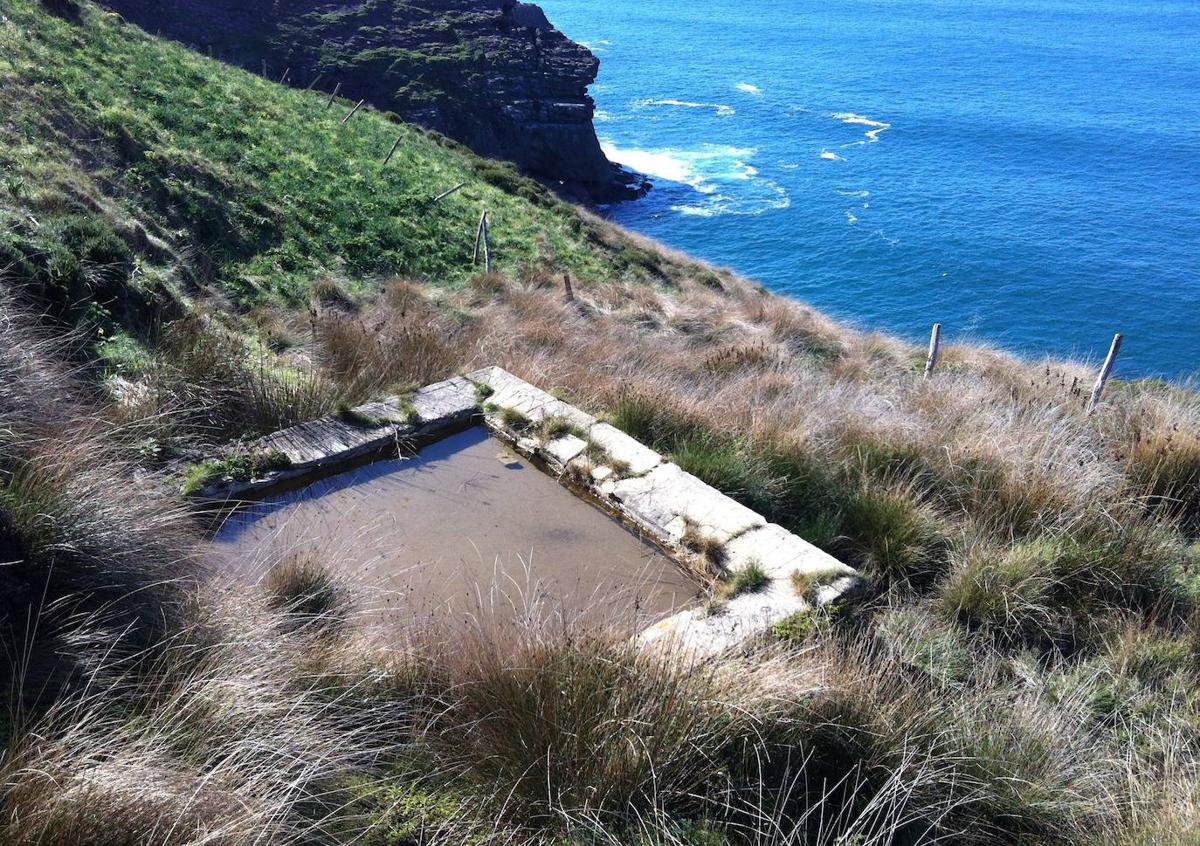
[482,212,491,274]
[340,99,364,124]
[279,67,290,84]
[382,135,403,165]
[923,323,942,380]
[472,210,486,265]
[563,272,575,302]
[1087,333,1123,413]
[326,82,342,108]
[432,182,466,202]
[304,74,323,91]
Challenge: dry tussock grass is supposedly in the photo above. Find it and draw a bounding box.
[4,241,1200,843]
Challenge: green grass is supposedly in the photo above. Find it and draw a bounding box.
[718,562,770,598]
[179,448,291,495]
[0,0,640,340]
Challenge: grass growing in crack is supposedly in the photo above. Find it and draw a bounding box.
[498,406,533,432]
[719,561,771,599]
[791,566,852,602]
[336,403,388,428]
[179,449,291,495]
[681,522,727,570]
[540,415,587,440]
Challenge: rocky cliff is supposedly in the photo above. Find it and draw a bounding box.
[95,0,647,202]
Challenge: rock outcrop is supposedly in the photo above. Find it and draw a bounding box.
[96,0,647,202]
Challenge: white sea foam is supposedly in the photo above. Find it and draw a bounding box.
[602,141,788,217]
[836,189,870,198]
[736,82,763,95]
[819,150,845,161]
[672,204,720,218]
[831,111,891,142]
[845,210,859,225]
[594,109,612,123]
[634,98,736,117]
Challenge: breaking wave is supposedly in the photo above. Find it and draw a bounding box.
[634,98,736,117]
[601,141,789,217]
[831,111,891,142]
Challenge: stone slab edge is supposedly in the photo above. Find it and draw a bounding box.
[188,375,481,502]
[465,366,862,659]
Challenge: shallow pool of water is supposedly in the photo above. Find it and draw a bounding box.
[213,427,700,630]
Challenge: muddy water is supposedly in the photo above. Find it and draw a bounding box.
[213,427,700,631]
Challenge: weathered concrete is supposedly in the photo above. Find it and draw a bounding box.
[189,375,480,501]
[474,365,596,430]
[409,375,479,429]
[722,522,856,582]
[587,422,662,476]
[466,367,862,658]
[191,366,860,657]
[543,433,589,467]
[603,463,765,546]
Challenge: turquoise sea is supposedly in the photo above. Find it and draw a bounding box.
[539,0,1200,378]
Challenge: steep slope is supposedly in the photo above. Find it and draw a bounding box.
[0,0,680,338]
[92,0,647,202]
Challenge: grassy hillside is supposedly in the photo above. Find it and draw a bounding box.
[0,0,678,332]
[3,1,1200,844]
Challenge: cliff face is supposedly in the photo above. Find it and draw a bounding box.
[96,0,647,202]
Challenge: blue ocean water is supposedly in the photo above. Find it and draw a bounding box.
[539,0,1200,378]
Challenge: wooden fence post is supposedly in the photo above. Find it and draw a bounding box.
[563,272,575,302]
[382,135,403,165]
[472,210,486,266]
[340,99,364,124]
[432,182,466,202]
[304,74,324,92]
[326,82,342,108]
[923,323,941,380]
[261,59,267,78]
[279,67,290,84]
[1087,333,1123,413]
[482,212,491,274]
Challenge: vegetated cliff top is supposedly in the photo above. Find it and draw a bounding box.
[0,0,692,337]
[91,0,646,202]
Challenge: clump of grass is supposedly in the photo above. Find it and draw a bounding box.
[790,566,851,602]
[1123,404,1200,532]
[681,522,728,570]
[936,538,1061,645]
[498,406,533,432]
[310,277,359,313]
[148,314,344,444]
[719,561,770,599]
[540,414,587,440]
[315,310,464,403]
[180,448,291,495]
[840,480,949,586]
[264,553,352,632]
